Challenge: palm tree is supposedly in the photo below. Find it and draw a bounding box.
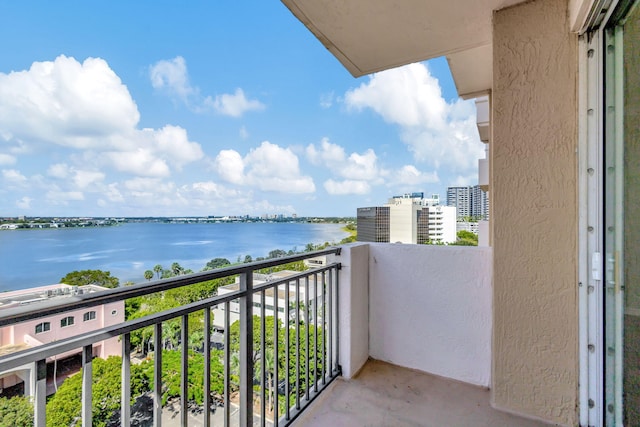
[171,262,183,276]
[153,264,163,279]
[144,270,153,281]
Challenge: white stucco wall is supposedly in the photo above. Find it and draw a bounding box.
[367,244,492,387]
[337,243,370,379]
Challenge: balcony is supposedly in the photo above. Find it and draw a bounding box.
[0,244,549,426]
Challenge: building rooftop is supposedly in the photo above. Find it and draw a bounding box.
[0,284,107,310]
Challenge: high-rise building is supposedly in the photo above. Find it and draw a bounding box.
[356,206,390,242]
[357,194,456,244]
[447,187,472,218]
[447,185,489,220]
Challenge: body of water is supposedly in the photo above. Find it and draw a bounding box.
[0,222,349,292]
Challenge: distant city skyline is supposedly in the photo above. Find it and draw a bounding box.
[0,2,484,218]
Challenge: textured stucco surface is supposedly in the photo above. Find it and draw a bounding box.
[492,0,578,425]
[624,1,640,315]
[624,4,640,424]
[368,244,493,387]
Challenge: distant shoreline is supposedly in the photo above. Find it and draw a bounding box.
[0,216,355,231]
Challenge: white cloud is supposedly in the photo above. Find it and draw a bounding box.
[344,62,483,173]
[0,55,139,149]
[306,138,387,194]
[47,163,106,192]
[451,173,477,187]
[151,125,204,169]
[0,153,16,165]
[0,56,205,186]
[307,138,385,182]
[124,177,170,192]
[105,149,171,178]
[324,179,370,195]
[150,56,264,118]
[392,165,439,186]
[73,170,105,189]
[48,163,72,179]
[214,141,315,194]
[179,181,239,201]
[16,196,32,210]
[214,150,245,185]
[149,56,193,100]
[306,137,346,165]
[204,88,265,118]
[340,150,381,181]
[320,91,334,109]
[104,183,124,203]
[2,169,28,185]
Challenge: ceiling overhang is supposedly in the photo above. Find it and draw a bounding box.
[281,0,526,98]
[281,0,597,98]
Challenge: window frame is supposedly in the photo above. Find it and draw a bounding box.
[60,316,75,328]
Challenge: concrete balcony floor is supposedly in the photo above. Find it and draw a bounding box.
[293,360,553,427]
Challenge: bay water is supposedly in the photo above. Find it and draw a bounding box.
[0,222,349,292]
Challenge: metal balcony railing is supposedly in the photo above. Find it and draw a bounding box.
[0,248,342,427]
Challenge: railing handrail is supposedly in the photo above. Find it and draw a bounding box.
[0,247,341,328]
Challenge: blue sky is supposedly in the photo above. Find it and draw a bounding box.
[0,1,484,218]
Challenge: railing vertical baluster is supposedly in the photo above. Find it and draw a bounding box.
[321,271,326,385]
[313,273,318,393]
[285,279,290,421]
[239,271,254,427]
[204,308,211,427]
[304,276,310,402]
[327,269,333,379]
[122,333,131,427]
[224,301,230,427]
[261,290,266,427]
[273,289,279,425]
[34,359,46,427]
[335,266,340,374]
[154,323,163,427]
[181,315,188,427]
[82,344,93,427]
[295,278,300,410]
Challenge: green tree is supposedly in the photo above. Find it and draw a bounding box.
[46,356,149,427]
[153,264,163,279]
[244,254,253,263]
[60,269,119,288]
[255,347,276,411]
[171,262,185,276]
[0,396,33,427]
[204,258,231,270]
[268,249,287,259]
[450,230,478,246]
[144,270,154,281]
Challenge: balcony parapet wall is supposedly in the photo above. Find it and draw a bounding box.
[339,243,492,387]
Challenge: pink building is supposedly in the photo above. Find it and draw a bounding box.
[0,284,124,396]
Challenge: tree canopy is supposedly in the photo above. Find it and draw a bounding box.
[450,230,479,246]
[60,269,119,288]
[204,258,231,270]
[0,396,33,427]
